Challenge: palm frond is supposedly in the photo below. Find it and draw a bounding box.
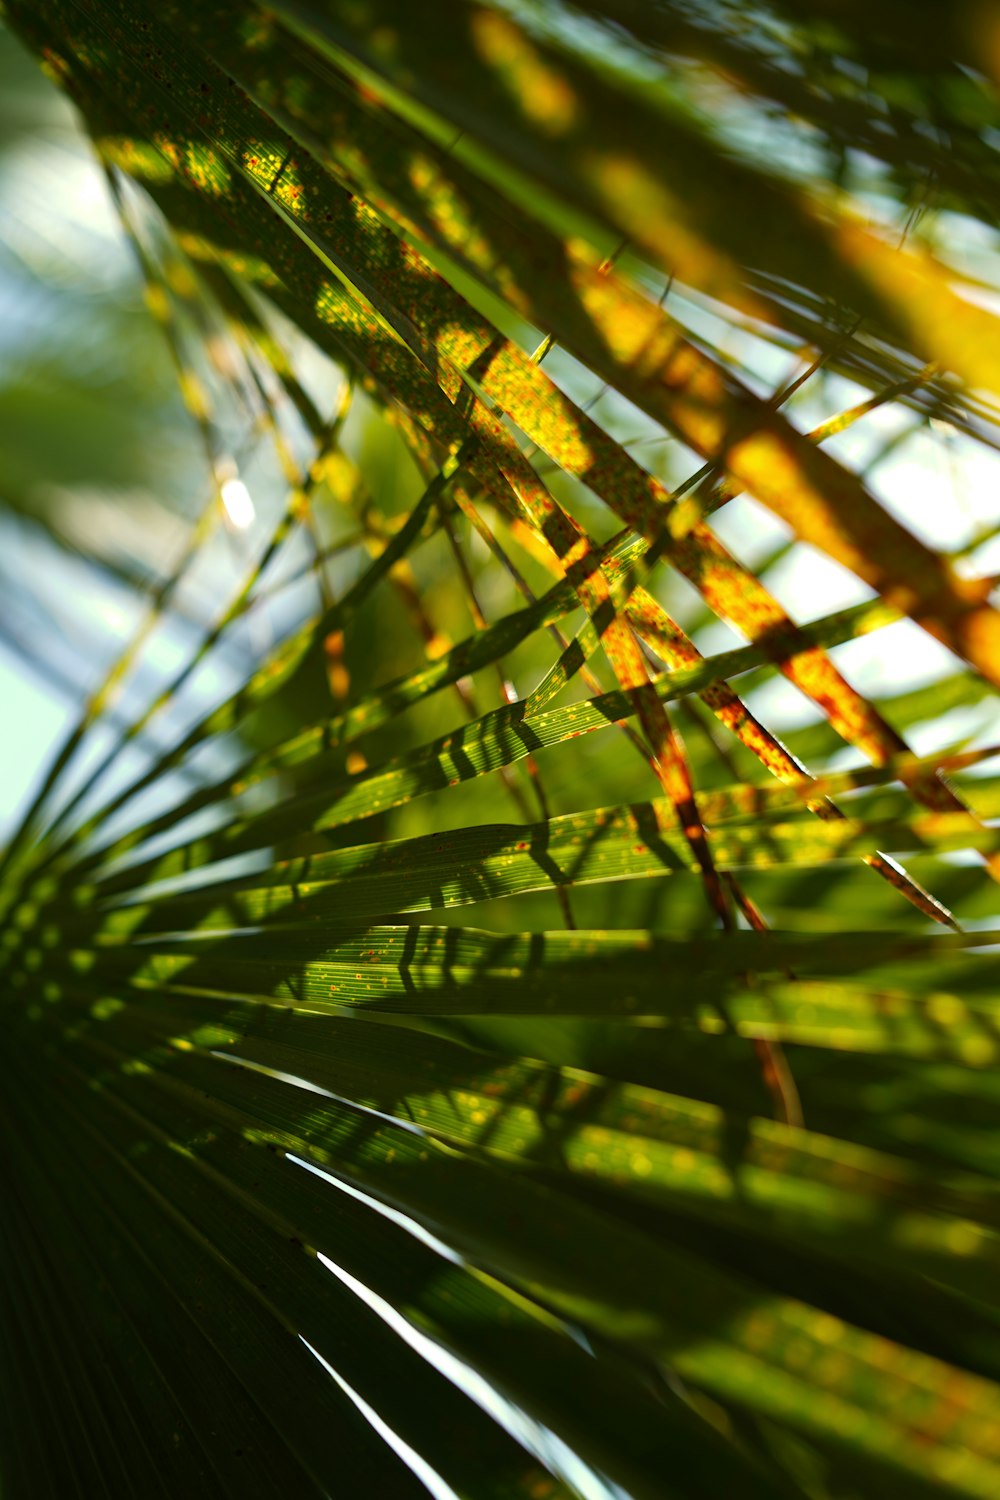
[2,2,1000,1497]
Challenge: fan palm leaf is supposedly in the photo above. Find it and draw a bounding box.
[1,2,999,1497]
